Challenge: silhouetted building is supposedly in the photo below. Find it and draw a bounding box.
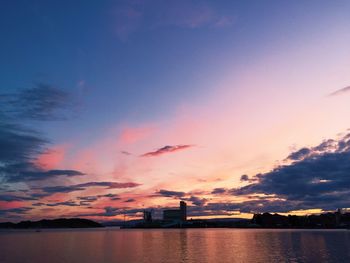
[163,201,187,221]
[143,210,152,223]
[335,208,342,226]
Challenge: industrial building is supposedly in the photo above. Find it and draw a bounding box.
[163,201,187,221]
[143,210,152,223]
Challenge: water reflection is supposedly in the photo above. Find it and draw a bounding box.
[0,229,349,263]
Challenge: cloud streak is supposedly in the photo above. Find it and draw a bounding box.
[141,145,194,157]
[4,83,73,121]
[156,189,186,197]
[0,207,33,216]
[7,169,84,183]
[0,194,37,202]
[328,86,350,97]
[40,181,141,194]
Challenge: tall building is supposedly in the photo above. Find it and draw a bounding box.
[143,210,152,223]
[163,201,187,221]
[180,201,187,221]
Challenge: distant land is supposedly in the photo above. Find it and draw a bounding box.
[251,211,350,229]
[0,218,103,229]
[121,210,350,229]
[1,211,350,230]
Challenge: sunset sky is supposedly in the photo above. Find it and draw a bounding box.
[1,0,350,222]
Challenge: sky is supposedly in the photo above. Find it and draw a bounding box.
[1,0,350,222]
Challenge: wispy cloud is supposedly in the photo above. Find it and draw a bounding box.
[141,144,194,157]
[0,207,33,216]
[113,1,235,41]
[328,86,350,97]
[0,84,84,184]
[3,83,73,121]
[211,188,227,195]
[40,181,141,194]
[78,181,141,189]
[156,189,186,197]
[0,194,37,202]
[46,201,80,207]
[184,196,207,206]
[8,170,84,183]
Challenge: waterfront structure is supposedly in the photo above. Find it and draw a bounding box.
[143,210,152,223]
[163,201,187,221]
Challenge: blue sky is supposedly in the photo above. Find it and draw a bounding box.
[1,0,350,221]
[2,0,347,133]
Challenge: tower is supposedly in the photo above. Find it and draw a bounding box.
[180,201,187,221]
[143,210,152,223]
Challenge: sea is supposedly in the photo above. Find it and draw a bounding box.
[0,228,349,263]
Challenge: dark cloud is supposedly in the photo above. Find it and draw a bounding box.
[4,83,73,121]
[32,199,93,207]
[46,201,80,207]
[30,193,122,208]
[328,86,350,97]
[141,145,194,157]
[32,203,45,207]
[98,193,121,201]
[104,206,120,216]
[231,133,350,212]
[7,169,84,183]
[157,189,186,198]
[155,190,206,206]
[185,196,207,206]
[124,198,135,202]
[30,192,53,199]
[77,207,145,217]
[240,174,250,182]
[0,123,46,164]
[0,194,37,202]
[100,193,119,198]
[40,181,140,194]
[121,151,132,155]
[0,207,33,216]
[77,193,120,203]
[41,185,86,194]
[0,84,84,184]
[77,196,99,202]
[286,147,311,161]
[77,206,121,217]
[211,188,227,194]
[77,181,141,189]
[286,139,337,162]
[186,200,304,216]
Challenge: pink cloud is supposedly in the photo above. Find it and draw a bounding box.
[0,201,24,209]
[119,125,155,144]
[35,144,68,170]
[141,144,194,157]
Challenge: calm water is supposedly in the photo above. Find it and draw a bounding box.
[0,228,349,263]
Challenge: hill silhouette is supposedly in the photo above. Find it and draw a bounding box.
[0,218,103,229]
